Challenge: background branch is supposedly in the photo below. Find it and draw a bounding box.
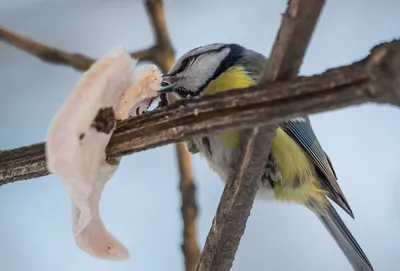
[177,143,200,271]
[140,1,200,270]
[0,1,174,71]
[0,0,200,270]
[0,27,95,71]
[196,0,325,270]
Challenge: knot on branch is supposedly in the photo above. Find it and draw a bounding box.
[367,39,400,105]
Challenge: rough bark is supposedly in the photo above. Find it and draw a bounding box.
[2,40,400,185]
[196,1,326,270]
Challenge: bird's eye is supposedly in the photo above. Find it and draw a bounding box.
[180,59,190,70]
[181,57,194,70]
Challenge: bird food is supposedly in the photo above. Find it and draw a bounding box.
[45,46,162,261]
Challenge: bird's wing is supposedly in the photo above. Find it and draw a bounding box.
[280,117,355,218]
[241,53,354,218]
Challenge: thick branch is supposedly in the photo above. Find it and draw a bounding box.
[196,0,325,270]
[3,40,399,184]
[260,0,325,82]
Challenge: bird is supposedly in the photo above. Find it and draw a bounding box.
[159,43,374,271]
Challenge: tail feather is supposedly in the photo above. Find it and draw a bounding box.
[314,202,374,271]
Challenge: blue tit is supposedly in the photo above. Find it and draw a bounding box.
[160,43,373,271]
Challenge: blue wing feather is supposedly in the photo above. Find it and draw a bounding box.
[280,117,354,218]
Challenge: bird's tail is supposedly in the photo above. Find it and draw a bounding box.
[313,201,374,271]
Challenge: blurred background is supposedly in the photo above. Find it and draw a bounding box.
[1,0,400,270]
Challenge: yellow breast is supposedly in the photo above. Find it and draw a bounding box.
[202,65,327,206]
[202,65,255,147]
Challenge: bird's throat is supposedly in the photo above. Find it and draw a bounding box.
[202,65,255,148]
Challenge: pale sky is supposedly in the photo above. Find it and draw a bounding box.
[1,0,400,271]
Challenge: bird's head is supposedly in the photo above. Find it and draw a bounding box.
[159,43,247,99]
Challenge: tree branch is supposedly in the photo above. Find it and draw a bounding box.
[0,27,96,71]
[0,0,174,72]
[2,39,400,183]
[140,1,200,270]
[0,1,200,270]
[0,26,168,72]
[146,0,170,46]
[136,0,175,72]
[196,0,325,270]
[177,143,200,271]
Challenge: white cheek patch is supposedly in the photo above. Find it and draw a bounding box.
[184,48,230,91]
[45,47,161,261]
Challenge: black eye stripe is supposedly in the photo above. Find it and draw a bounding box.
[176,56,194,74]
[181,58,191,69]
[170,46,229,76]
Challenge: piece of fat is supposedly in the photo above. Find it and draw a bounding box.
[46,47,133,198]
[116,64,162,119]
[72,158,129,261]
[45,46,161,261]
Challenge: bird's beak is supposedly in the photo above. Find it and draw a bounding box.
[158,74,177,94]
[161,73,177,83]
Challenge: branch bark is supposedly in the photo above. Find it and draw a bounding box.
[196,0,325,270]
[2,39,400,185]
[0,1,200,270]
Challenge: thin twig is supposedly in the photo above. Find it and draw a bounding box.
[0,27,95,71]
[196,1,326,270]
[177,143,200,271]
[0,1,174,71]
